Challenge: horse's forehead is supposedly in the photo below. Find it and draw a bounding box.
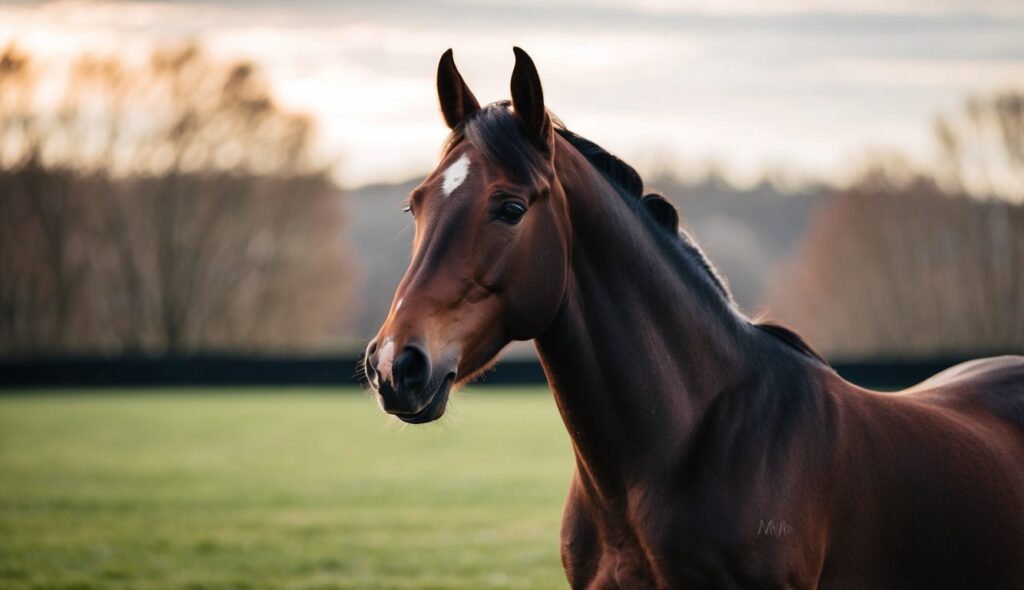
[429,144,494,200]
[441,153,471,198]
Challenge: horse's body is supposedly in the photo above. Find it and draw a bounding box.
[535,130,1024,589]
[555,343,1024,588]
[366,48,1024,588]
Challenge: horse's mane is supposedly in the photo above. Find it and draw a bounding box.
[551,128,741,303]
[752,322,826,363]
[455,103,825,363]
[553,127,643,198]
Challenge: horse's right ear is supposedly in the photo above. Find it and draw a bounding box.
[437,49,480,129]
[641,194,680,233]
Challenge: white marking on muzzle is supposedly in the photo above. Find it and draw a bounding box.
[442,154,470,197]
[378,338,395,383]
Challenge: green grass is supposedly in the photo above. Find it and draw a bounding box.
[0,388,574,590]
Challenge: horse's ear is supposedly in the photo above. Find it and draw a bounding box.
[437,48,480,129]
[641,194,679,232]
[510,47,552,151]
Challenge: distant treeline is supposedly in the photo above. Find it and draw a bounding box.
[768,173,1024,358]
[2,41,1022,361]
[765,90,1024,357]
[0,44,357,357]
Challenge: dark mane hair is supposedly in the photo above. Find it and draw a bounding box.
[449,102,547,185]
[453,102,825,364]
[550,125,738,307]
[554,118,736,306]
[755,322,826,363]
[553,127,643,198]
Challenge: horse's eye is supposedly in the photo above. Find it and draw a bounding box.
[403,205,414,217]
[495,201,527,225]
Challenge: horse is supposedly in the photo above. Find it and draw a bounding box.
[363,47,1024,588]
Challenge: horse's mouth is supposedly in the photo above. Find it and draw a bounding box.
[395,373,454,424]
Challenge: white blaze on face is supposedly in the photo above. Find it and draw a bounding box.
[441,154,470,197]
[377,338,395,383]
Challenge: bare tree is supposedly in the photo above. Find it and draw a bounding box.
[934,90,1024,201]
[768,91,1024,358]
[766,163,1024,359]
[0,48,94,350]
[0,44,357,356]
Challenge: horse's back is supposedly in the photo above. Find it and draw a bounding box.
[816,357,1024,587]
[909,355,1024,431]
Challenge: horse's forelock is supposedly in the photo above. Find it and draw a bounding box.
[455,102,548,187]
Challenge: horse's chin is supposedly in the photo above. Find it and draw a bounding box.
[396,373,454,424]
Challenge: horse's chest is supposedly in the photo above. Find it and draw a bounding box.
[564,494,815,589]
[562,495,674,588]
[602,541,659,588]
[571,527,740,590]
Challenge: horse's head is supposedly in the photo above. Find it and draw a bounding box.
[364,48,571,423]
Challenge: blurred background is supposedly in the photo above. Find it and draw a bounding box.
[2,0,1023,361]
[1,1,1022,589]
[2,0,1023,362]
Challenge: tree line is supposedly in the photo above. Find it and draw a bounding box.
[0,44,356,356]
[2,41,1020,359]
[767,91,1024,358]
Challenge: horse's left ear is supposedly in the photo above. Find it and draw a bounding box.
[511,47,552,151]
[437,49,481,129]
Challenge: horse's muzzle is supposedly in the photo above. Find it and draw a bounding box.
[365,341,453,423]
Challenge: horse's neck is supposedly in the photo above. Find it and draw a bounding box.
[534,150,756,491]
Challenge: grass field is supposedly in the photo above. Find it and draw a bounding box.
[0,388,574,590]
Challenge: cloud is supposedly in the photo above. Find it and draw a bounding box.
[2,0,1022,186]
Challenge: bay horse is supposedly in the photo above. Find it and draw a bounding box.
[364,48,1024,588]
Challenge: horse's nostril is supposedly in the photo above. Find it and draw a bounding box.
[364,340,380,387]
[393,345,430,393]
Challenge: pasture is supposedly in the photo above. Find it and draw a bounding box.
[0,389,573,590]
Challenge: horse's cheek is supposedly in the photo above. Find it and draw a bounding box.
[475,233,513,291]
[504,215,567,340]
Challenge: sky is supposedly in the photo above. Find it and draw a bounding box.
[2,0,1024,188]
